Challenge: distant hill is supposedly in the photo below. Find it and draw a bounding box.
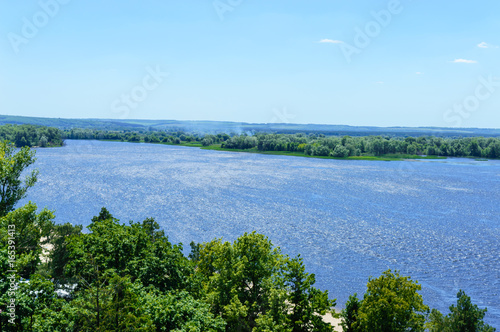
[1,114,500,137]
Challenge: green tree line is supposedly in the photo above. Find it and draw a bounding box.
[0,144,496,331]
[63,128,500,159]
[0,124,63,148]
[62,128,231,146]
[221,133,500,159]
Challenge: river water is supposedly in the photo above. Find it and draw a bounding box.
[20,140,500,327]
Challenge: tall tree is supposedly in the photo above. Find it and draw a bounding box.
[0,141,38,217]
[0,202,54,277]
[427,290,496,332]
[284,255,335,332]
[198,232,335,332]
[355,270,428,332]
[340,294,361,332]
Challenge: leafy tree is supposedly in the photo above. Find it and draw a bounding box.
[355,270,428,332]
[198,233,281,331]
[91,207,114,222]
[144,290,226,331]
[65,209,191,292]
[284,255,335,332]
[427,308,447,332]
[30,298,77,332]
[371,139,384,156]
[197,233,335,332]
[313,145,330,156]
[0,202,54,277]
[332,145,350,158]
[0,141,39,217]
[407,143,418,155]
[71,267,155,331]
[469,140,481,157]
[340,293,361,332]
[427,290,496,332]
[198,232,283,331]
[49,222,83,282]
[149,135,160,143]
[0,273,58,331]
[38,135,48,147]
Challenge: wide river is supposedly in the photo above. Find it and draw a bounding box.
[20,140,500,327]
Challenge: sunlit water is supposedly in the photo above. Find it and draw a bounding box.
[20,140,500,327]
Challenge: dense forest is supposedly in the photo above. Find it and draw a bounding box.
[219,133,500,159]
[62,128,500,159]
[0,144,496,331]
[0,124,63,148]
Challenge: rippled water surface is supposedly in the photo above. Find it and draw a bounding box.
[21,140,500,327]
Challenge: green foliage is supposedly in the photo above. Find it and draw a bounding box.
[212,133,500,159]
[0,124,63,148]
[0,273,59,331]
[340,293,361,332]
[427,290,496,332]
[73,272,155,331]
[332,144,350,158]
[221,135,258,149]
[49,222,83,282]
[144,290,226,332]
[0,202,54,277]
[65,210,191,292]
[284,255,335,332]
[0,141,39,217]
[197,232,335,332]
[355,270,429,332]
[197,233,284,331]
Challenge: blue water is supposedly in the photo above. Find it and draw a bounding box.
[20,140,500,327]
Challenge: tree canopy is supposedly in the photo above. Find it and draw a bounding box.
[0,141,39,217]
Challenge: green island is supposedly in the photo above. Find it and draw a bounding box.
[62,127,500,161]
[0,141,496,331]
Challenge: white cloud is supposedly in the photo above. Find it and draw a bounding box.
[477,41,498,48]
[375,81,384,84]
[319,39,343,44]
[452,59,477,64]
[416,72,422,75]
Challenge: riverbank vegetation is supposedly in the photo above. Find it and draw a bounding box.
[63,128,500,160]
[0,145,496,331]
[0,124,63,147]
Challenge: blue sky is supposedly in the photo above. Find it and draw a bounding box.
[1,0,499,128]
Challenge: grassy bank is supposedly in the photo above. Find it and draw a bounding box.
[168,142,445,161]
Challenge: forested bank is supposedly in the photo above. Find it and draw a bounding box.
[0,143,496,331]
[0,124,63,147]
[63,128,500,159]
[219,133,500,159]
